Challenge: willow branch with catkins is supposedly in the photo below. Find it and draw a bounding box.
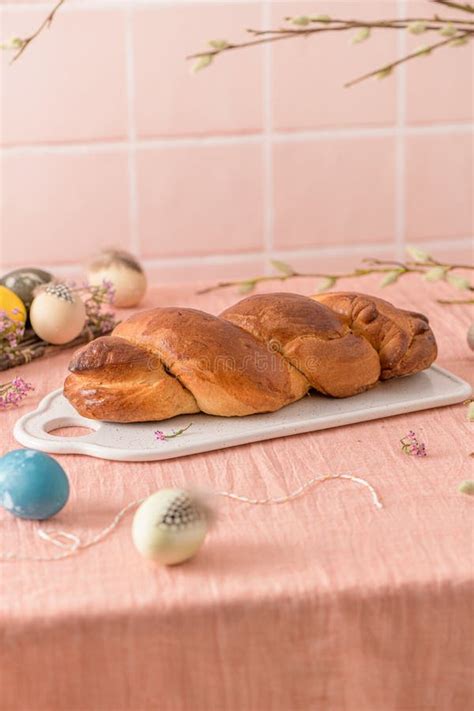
[187,0,474,85]
[1,1,473,86]
[197,246,474,305]
[0,0,66,62]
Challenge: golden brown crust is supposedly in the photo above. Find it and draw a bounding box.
[63,292,437,423]
[68,336,151,372]
[220,293,381,397]
[311,292,437,379]
[113,307,308,417]
[64,336,199,422]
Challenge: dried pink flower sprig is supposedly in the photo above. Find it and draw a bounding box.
[80,280,117,338]
[0,309,25,349]
[67,279,116,307]
[155,423,193,442]
[0,377,34,409]
[400,431,427,457]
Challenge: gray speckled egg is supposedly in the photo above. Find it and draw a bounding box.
[0,268,54,309]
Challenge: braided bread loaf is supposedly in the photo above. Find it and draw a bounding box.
[64,292,437,423]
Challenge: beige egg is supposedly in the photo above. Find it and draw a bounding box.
[87,249,147,308]
[30,285,86,345]
[132,489,209,565]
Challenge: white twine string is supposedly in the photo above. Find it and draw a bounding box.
[216,473,383,508]
[1,499,144,562]
[0,473,382,562]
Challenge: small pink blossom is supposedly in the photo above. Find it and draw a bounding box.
[0,377,34,410]
[400,430,427,457]
[154,423,193,442]
[59,279,117,338]
[0,310,25,352]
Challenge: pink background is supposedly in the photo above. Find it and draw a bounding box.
[0,1,473,283]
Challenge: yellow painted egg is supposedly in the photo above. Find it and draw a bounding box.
[29,284,86,345]
[0,285,27,327]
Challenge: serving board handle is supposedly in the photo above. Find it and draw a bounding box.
[13,367,472,462]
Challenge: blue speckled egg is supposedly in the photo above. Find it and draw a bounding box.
[0,450,69,520]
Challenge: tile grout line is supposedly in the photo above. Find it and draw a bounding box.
[395,0,407,261]
[2,123,473,155]
[125,6,140,256]
[16,237,472,275]
[262,0,273,273]
[1,1,264,10]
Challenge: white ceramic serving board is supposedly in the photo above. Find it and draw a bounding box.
[13,366,471,462]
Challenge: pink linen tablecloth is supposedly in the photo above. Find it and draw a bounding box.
[0,277,473,711]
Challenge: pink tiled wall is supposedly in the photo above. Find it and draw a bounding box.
[0,0,473,283]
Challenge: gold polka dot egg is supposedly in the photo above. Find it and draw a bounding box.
[29,284,86,345]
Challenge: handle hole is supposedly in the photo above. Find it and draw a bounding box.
[48,425,96,438]
[43,417,100,439]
